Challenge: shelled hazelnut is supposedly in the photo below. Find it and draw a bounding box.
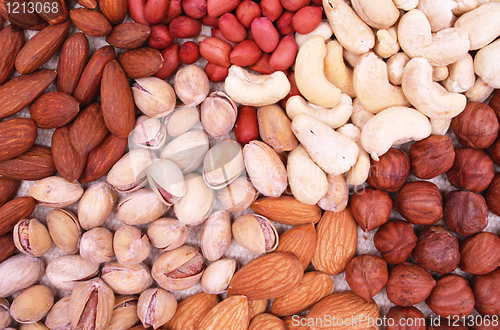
[447,148,495,192]
[350,188,392,232]
[409,135,455,180]
[373,220,418,264]
[444,190,488,236]
[367,148,410,192]
[451,102,499,149]
[395,181,443,225]
[426,275,475,318]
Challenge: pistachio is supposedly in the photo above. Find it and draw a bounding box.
[0,299,10,330]
[20,322,49,330]
[217,177,258,213]
[78,182,116,230]
[45,296,71,330]
[174,65,210,106]
[202,139,244,190]
[151,245,205,291]
[146,218,188,251]
[70,278,115,330]
[13,218,52,257]
[80,227,114,264]
[0,255,44,298]
[160,130,209,174]
[174,173,214,227]
[103,296,139,330]
[10,285,54,324]
[46,209,81,254]
[166,106,200,137]
[28,176,84,208]
[317,173,349,212]
[200,211,232,262]
[117,188,168,226]
[137,288,177,329]
[131,77,176,118]
[101,262,153,295]
[200,258,237,294]
[46,255,99,291]
[113,225,150,265]
[131,116,167,150]
[232,214,279,255]
[146,159,186,206]
[107,149,154,194]
[200,92,237,137]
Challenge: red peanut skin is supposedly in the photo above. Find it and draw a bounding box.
[248,53,275,74]
[147,24,173,49]
[310,0,321,5]
[201,15,219,27]
[230,40,262,67]
[199,37,232,67]
[269,34,297,71]
[144,0,169,24]
[207,0,241,17]
[179,41,201,64]
[155,43,179,79]
[182,0,207,19]
[292,6,322,34]
[251,17,280,53]
[234,106,259,145]
[211,28,237,48]
[236,0,261,28]
[169,16,202,38]
[261,0,283,22]
[205,63,229,82]
[280,71,302,108]
[276,11,295,35]
[280,0,310,12]
[161,0,182,24]
[128,0,148,24]
[219,13,247,43]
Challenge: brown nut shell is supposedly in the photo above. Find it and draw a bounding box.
[459,232,500,275]
[451,102,499,149]
[471,268,500,316]
[350,188,392,232]
[447,147,494,192]
[444,190,488,236]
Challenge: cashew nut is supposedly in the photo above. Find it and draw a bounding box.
[430,118,452,135]
[387,52,411,85]
[317,174,348,212]
[432,66,450,81]
[418,0,458,32]
[353,52,410,114]
[465,77,495,102]
[343,48,362,68]
[351,98,375,130]
[393,0,418,11]
[374,27,400,59]
[286,94,352,129]
[295,21,333,49]
[291,114,359,175]
[224,65,290,106]
[351,0,400,29]
[360,106,432,160]
[453,0,493,16]
[324,40,356,98]
[398,9,470,66]
[402,58,467,119]
[474,38,500,88]
[443,53,475,93]
[323,0,375,55]
[337,124,370,186]
[455,2,500,50]
[295,36,342,108]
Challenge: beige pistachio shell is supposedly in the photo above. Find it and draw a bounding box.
[45,296,71,330]
[107,149,154,193]
[13,219,52,257]
[103,296,139,330]
[203,139,244,189]
[232,214,278,255]
[200,258,237,294]
[166,106,200,137]
[80,227,114,264]
[174,173,214,227]
[113,225,150,265]
[146,159,186,206]
[28,176,83,208]
[132,77,176,118]
[160,130,209,174]
[131,115,167,150]
[317,173,349,212]
[78,182,116,230]
[101,262,153,295]
[0,298,10,330]
[217,177,258,213]
[0,255,44,298]
[10,285,54,324]
[137,288,177,329]
[200,91,237,137]
[200,211,232,262]
[46,209,81,254]
[174,65,210,106]
[19,322,49,330]
[146,218,188,251]
[117,188,168,226]
[46,255,99,291]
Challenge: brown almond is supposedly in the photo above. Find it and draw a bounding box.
[69,8,112,37]
[101,60,136,138]
[0,196,36,236]
[52,126,88,183]
[0,233,16,263]
[251,195,322,225]
[282,316,309,330]
[0,0,47,30]
[35,0,68,24]
[80,133,128,183]
[0,69,57,120]
[15,20,71,74]
[165,292,219,330]
[118,47,164,79]
[73,45,115,107]
[0,24,24,85]
[30,92,80,129]
[275,223,316,270]
[248,313,286,330]
[196,296,250,330]
[0,145,56,181]
[98,0,127,24]
[74,0,97,9]
[70,102,109,155]
[0,118,37,162]
[228,252,303,301]
[106,22,152,49]
[0,178,20,208]
[249,299,267,320]
[57,33,89,95]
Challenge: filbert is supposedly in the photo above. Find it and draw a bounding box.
[459,232,500,275]
[487,137,500,166]
[409,135,455,180]
[350,188,392,232]
[386,262,436,306]
[385,306,426,330]
[471,268,500,316]
[485,173,500,217]
[444,190,488,236]
[446,147,495,192]
[489,89,500,120]
[367,147,410,192]
[426,274,475,318]
[451,102,499,149]
[395,181,443,225]
[373,220,417,264]
[345,254,388,302]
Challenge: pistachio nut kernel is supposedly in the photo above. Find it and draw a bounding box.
[103,296,138,330]
[19,322,49,330]
[174,173,214,227]
[200,92,238,137]
[200,258,237,294]
[113,225,150,265]
[13,219,52,257]
[0,298,11,330]
[146,218,188,251]
[107,149,154,194]
[217,177,258,213]
[46,209,81,254]
[200,211,232,262]
[174,65,210,106]
[45,296,71,330]
[160,130,210,174]
[146,159,186,206]
[46,255,99,291]
[79,227,114,264]
[101,262,153,295]
[117,188,168,226]
[131,116,167,150]
[232,214,279,255]
[0,255,45,298]
[78,182,116,230]
[166,105,200,137]
[28,176,84,208]
[137,288,177,329]
[131,77,176,118]
[202,139,244,190]
[10,285,54,324]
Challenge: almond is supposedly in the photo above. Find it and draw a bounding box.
[282,316,309,330]
[36,0,69,24]
[70,102,109,155]
[164,292,219,330]
[271,271,334,317]
[15,20,71,74]
[0,178,20,208]
[0,69,57,120]
[0,24,24,85]
[30,92,80,129]
[275,223,317,270]
[196,296,250,330]
[98,0,127,24]
[249,313,286,330]
[0,145,56,181]
[249,299,268,320]
[74,0,97,8]
[312,207,358,275]
[0,118,38,162]
[106,22,152,49]
[69,8,112,37]
[118,47,164,79]
[0,0,47,30]
[57,33,89,95]
[251,195,322,225]
[0,197,36,236]
[52,126,88,183]
[0,233,16,263]
[228,252,303,300]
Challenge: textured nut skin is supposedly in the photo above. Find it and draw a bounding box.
[386,262,436,306]
[261,0,283,22]
[0,25,24,86]
[70,102,108,156]
[106,23,151,49]
[345,254,388,302]
[280,0,309,12]
[236,0,261,28]
[52,125,87,183]
[486,173,500,216]
[487,137,500,166]
[148,24,173,50]
[99,0,127,24]
[471,268,500,316]
[195,295,249,330]
[57,33,89,95]
[275,223,316,270]
[426,275,475,318]
[447,148,494,192]
[444,190,488,236]
[409,135,455,179]
[0,233,16,263]
[0,118,37,162]
[30,92,80,129]
[118,48,164,79]
[248,313,285,330]
[0,177,20,208]
[206,0,240,17]
[164,292,219,330]
[69,9,112,37]
[169,16,202,38]
[451,102,499,149]
[276,11,295,35]
[367,148,410,192]
[395,181,443,225]
[182,0,207,19]
[460,232,500,275]
[385,306,426,330]
[155,43,180,79]
[251,195,322,225]
[219,13,247,43]
[0,197,36,236]
[0,145,56,181]
[351,188,392,232]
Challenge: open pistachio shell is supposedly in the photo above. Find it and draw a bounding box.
[19,322,49,330]
[102,262,153,295]
[0,255,45,298]
[46,209,81,254]
[147,218,188,252]
[232,214,279,255]
[200,211,232,262]
[10,285,54,324]
[103,296,139,330]
[200,258,237,294]
[137,288,177,329]
[217,177,259,213]
[107,149,154,193]
[160,130,209,174]
[46,255,99,291]
[202,139,244,190]
[131,115,167,150]
[174,173,214,227]
[200,91,238,137]
[13,219,52,257]
[117,188,168,226]
[0,298,11,330]
[113,225,150,265]
[45,296,71,330]
[146,159,186,206]
[28,176,83,208]
[78,182,116,230]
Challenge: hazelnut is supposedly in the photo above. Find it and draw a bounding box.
[385,306,426,330]
[395,181,443,225]
[471,268,500,316]
[345,254,388,302]
[367,148,410,192]
[413,226,461,274]
[459,232,500,275]
[486,137,500,166]
[489,89,500,120]
[446,148,494,192]
[386,262,436,306]
[443,190,488,237]
[409,135,455,180]
[451,102,499,149]
[350,188,392,232]
[485,173,500,216]
[426,274,475,318]
[374,220,418,264]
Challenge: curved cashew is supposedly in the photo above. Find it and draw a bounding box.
[291,114,359,175]
[453,0,493,16]
[443,53,475,93]
[418,0,457,32]
[432,66,450,81]
[351,0,400,29]
[430,118,452,135]
[393,0,418,11]
[317,174,348,212]
[295,21,333,49]
[455,2,500,50]
[351,98,375,130]
[465,77,495,102]
[224,65,290,107]
[343,48,362,68]
[286,94,352,129]
[387,52,411,85]
[324,40,356,98]
[374,27,400,59]
[361,106,432,160]
[337,124,370,186]
[353,52,410,114]
[474,38,500,88]
[323,0,375,55]
[295,36,342,108]
[402,58,467,119]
